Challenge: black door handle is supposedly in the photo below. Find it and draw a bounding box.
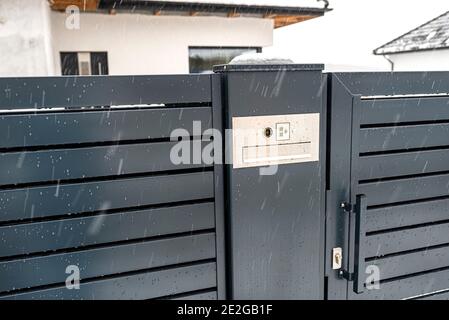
[340,194,367,294]
[353,194,367,293]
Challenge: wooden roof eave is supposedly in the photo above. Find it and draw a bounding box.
[49,0,329,28]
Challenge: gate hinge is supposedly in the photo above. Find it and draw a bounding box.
[338,270,354,281]
[340,201,355,213]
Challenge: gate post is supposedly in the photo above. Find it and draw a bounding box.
[214,63,327,299]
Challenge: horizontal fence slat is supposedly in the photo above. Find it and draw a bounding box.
[0,202,215,257]
[370,245,449,281]
[0,141,211,186]
[0,75,212,110]
[352,268,449,300]
[365,223,449,257]
[358,173,449,206]
[366,197,449,234]
[358,149,449,180]
[171,290,218,300]
[333,72,449,97]
[0,233,216,292]
[360,97,449,125]
[0,262,217,300]
[0,172,214,222]
[359,123,449,153]
[0,107,212,149]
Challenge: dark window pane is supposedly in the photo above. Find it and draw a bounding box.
[91,52,109,75]
[60,52,79,75]
[189,47,261,73]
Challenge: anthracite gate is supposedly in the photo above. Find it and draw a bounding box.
[0,75,225,300]
[2,68,449,300]
[326,72,449,300]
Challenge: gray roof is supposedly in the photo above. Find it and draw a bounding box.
[374,11,449,55]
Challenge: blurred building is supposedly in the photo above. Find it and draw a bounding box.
[0,0,330,76]
[374,11,449,71]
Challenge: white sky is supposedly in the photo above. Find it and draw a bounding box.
[266,0,449,70]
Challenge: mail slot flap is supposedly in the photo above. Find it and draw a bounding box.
[243,143,312,164]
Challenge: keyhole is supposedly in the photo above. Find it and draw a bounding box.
[264,127,273,138]
[335,253,341,265]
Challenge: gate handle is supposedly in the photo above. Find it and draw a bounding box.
[353,194,367,294]
[341,194,367,294]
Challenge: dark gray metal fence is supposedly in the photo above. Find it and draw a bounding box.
[0,75,225,300]
[327,72,449,300]
[1,69,449,300]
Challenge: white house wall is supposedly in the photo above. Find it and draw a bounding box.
[50,12,273,75]
[0,0,54,76]
[388,50,449,71]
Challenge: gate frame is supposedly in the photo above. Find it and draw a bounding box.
[325,71,449,300]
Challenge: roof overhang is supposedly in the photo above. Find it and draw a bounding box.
[49,0,331,28]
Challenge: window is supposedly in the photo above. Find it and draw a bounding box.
[60,52,109,75]
[189,47,262,74]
